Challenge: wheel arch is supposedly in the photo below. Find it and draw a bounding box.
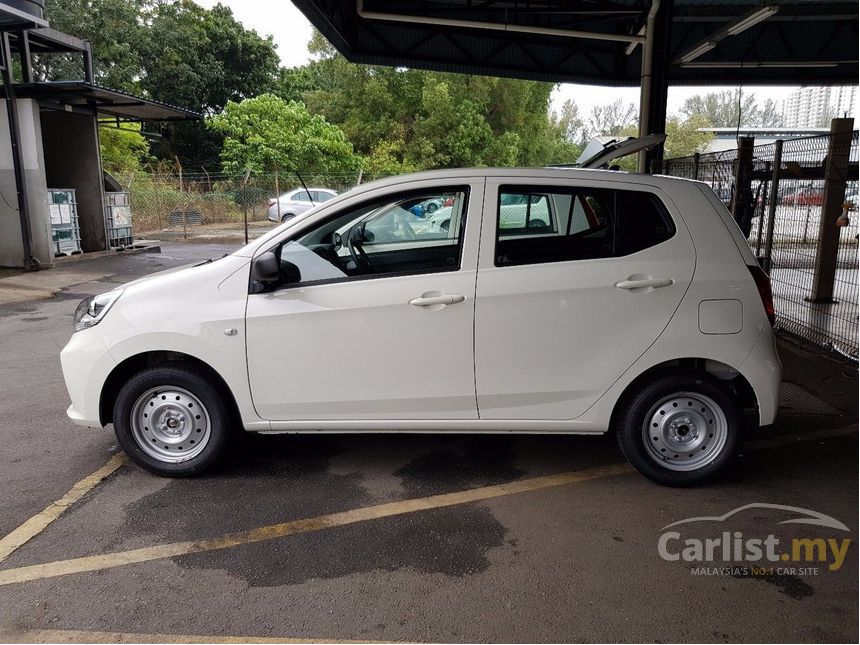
[99,351,241,426]
[609,357,759,430]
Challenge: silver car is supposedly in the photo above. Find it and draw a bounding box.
[267,188,338,223]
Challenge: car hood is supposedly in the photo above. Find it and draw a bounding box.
[117,254,250,296]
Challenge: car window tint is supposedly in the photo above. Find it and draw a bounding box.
[274,188,468,288]
[495,186,674,267]
[293,191,312,202]
[315,191,335,202]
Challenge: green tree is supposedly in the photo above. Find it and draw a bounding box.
[680,90,784,128]
[544,99,585,164]
[140,2,281,168]
[664,114,714,158]
[207,94,361,175]
[301,29,563,170]
[99,123,152,175]
[615,114,714,169]
[40,0,144,90]
[587,99,638,138]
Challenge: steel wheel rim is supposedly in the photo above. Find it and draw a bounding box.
[130,386,211,463]
[642,391,728,472]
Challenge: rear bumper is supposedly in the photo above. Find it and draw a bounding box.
[739,327,782,426]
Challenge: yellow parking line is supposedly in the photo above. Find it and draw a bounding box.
[0,462,633,587]
[0,629,397,644]
[0,453,126,563]
[0,423,853,589]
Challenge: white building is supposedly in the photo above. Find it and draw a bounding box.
[782,86,857,129]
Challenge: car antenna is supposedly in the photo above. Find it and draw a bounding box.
[293,169,315,206]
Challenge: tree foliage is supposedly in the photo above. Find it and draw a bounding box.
[99,123,152,175]
[587,99,638,138]
[40,0,144,91]
[207,94,361,175]
[680,90,783,128]
[43,0,281,168]
[295,30,571,171]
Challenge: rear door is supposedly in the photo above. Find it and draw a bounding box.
[474,178,695,420]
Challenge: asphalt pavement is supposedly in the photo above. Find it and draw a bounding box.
[0,243,857,643]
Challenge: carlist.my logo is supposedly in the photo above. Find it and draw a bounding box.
[657,503,852,576]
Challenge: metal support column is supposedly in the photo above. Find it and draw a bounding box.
[808,118,854,303]
[731,137,755,238]
[761,140,782,272]
[17,31,32,83]
[1,31,38,270]
[83,42,94,83]
[639,0,672,174]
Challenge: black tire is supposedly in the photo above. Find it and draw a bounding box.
[614,370,744,487]
[426,202,438,213]
[113,365,234,477]
[281,213,295,223]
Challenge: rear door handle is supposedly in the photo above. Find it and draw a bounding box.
[614,277,674,290]
[409,293,466,307]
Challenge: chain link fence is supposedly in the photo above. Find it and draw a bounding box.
[123,170,389,244]
[665,132,859,359]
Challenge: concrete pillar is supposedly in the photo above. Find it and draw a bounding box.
[808,118,854,303]
[40,111,107,253]
[0,99,53,269]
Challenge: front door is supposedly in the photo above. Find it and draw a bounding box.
[474,179,695,420]
[246,183,481,421]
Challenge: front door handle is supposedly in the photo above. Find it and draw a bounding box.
[409,293,466,307]
[615,277,674,290]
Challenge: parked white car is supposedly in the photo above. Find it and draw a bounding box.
[62,168,781,486]
[266,187,337,222]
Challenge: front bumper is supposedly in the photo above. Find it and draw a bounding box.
[60,329,118,428]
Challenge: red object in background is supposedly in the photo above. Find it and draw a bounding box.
[783,190,824,206]
[443,196,454,207]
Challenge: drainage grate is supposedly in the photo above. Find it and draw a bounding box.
[778,382,841,416]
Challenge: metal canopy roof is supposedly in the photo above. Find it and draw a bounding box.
[292,0,859,86]
[13,82,202,121]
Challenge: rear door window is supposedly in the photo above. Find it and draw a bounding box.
[495,186,674,266]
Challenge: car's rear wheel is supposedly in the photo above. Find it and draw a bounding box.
[614,371,744,487]
[113,365,232,476]
[281,213,295,223]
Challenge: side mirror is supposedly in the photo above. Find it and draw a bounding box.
[280,259,301,284]
[251,251,279,283]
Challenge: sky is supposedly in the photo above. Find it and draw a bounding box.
[197,0,803,118]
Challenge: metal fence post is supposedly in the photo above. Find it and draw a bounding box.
[761,140,782,273]
[808,118,854,303]
[754,162,770,256]
[692,153,700,181]
[242,169,250,245]
[731,137,755,238]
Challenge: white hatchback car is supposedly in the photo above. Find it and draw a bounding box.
[62,168,781,486]
[266,187,338,222]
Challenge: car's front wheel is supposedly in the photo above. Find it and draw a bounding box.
[614,371,744,487]
[113,365,233,476]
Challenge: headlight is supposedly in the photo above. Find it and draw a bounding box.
[73,290,123,332]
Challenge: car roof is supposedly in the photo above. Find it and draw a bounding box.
[354,167,704,193]
[287,187,337,194]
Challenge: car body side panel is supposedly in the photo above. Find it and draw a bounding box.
[473,178,696,420]
[61,256,260,429]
